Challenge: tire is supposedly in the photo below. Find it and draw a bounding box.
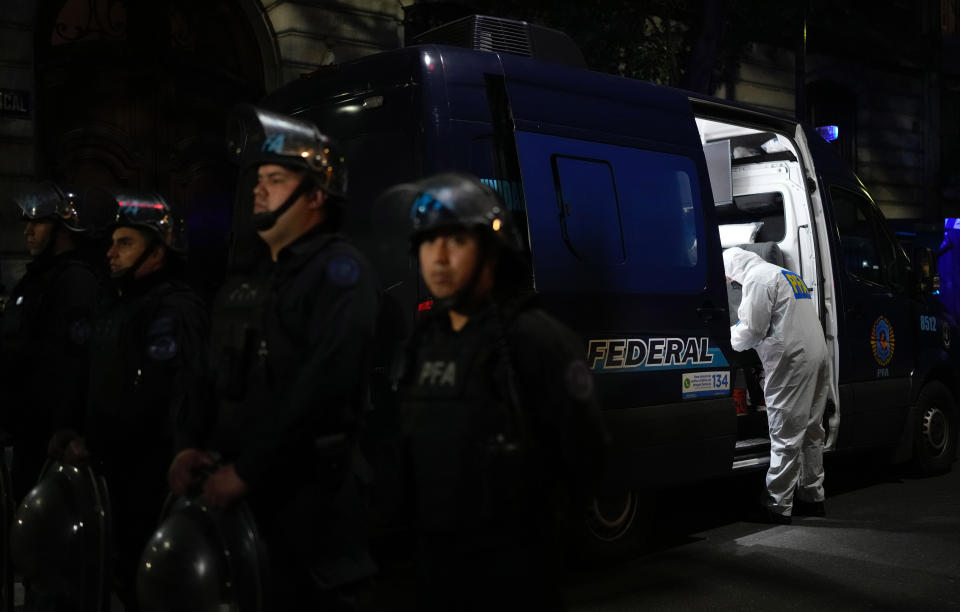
[567,490,653,564]
[586,491,640,543]
[911,381,959,475]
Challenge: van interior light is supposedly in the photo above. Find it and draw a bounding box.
[815,125,839,142]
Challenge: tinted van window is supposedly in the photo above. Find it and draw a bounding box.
[516,131,705,294]
[552,156,625,265]
[831,186,889,285]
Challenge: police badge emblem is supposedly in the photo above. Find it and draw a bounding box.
[870,315,895,367]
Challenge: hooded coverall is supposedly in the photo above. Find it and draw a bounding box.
[723,247,831,516]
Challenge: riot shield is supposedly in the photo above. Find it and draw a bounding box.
[9,460,111,611]
[137,494,267,612]
[0,458,13,612]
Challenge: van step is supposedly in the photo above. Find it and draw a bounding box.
[735,437,770,451]
[733,437,770,471]
[733,454,771,471]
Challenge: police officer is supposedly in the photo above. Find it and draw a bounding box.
[54,191,209,611]
[397,172,608,611]
[0,182,100,503]
[167,106,379,610]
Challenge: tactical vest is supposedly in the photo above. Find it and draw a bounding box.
[211,273,272,404]
[403,311,528,533]
[210,234,357,444]
[86,279,184,432]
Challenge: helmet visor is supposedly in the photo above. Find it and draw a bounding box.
[10,181,81,229]
[226,104,346,198]
[83,187,184,251]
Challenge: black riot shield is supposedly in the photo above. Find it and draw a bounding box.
[137,495,268,612]
[9,460,111,612]
[0,458,13,612]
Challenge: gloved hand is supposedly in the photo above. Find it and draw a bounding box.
[202,463,249,508]
[168,448,215,496]
[47,429,88,463]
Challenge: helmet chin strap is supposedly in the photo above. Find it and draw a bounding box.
[252,176,313,232]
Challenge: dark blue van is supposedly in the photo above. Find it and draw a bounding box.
[258,16,960,546]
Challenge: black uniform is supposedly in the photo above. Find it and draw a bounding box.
[209,228,379,609]
[0,251,100,502]
[401,297,607,611]
[83,267,209,609]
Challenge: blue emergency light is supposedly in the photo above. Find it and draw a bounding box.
[815,125,839,142]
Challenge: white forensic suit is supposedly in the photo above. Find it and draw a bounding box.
[723,247,831,517]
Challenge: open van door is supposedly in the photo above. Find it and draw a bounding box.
[793,125,842,449]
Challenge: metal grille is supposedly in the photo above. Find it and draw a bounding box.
[413,15,533,58]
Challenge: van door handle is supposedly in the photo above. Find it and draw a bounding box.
[697,304,727,321]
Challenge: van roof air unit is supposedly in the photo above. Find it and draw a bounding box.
[410,14,587,69]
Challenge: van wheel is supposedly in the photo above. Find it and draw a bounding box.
[912,381,959,474]
[567,489,654,564]
[586,491,639,543]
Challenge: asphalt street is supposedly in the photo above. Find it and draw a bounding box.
[368,452,960,611]
[567,452,960,611]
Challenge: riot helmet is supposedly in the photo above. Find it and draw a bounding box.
[226,104,347,231]
[137,496,267,612]
[389,172,527,310]
[83,187,185,281]
[10,181,85,259]
[407,172,523,252]
[116,193,183,252]
[12,181,83,231]
[9,461,110,608]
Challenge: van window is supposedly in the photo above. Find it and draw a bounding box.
[831,186,896,286]
[552,156,625,265]
[515,131,705,294]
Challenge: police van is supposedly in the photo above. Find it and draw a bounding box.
[258,15,960,545]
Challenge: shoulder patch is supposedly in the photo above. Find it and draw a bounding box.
[327,254,360,287]
[564,360,595,401]
[146,315,179,361]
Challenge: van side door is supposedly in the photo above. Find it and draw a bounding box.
[498,57,736,490]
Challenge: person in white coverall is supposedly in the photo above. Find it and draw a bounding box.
[723,247,831,523]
